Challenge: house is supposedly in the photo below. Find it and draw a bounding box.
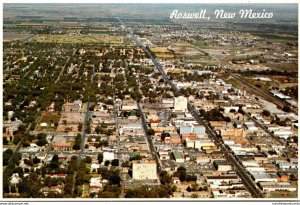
[47,102,55,112]
[90,177,103,193]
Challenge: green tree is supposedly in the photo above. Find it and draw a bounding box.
[111,159,119,166]
[104,160,110,166]
[97,153,103,164]
[262,110,271,117]
[85,156,92,164]
[282,105,291,112]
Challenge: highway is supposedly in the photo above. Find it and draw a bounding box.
[118,17,264,198]
[19,34,37,44]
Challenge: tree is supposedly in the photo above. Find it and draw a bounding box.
[78,123,83,131]
[95,125,101,134]
[262,110,271,117]
[33,156,41,164]
[191,193,198,198]
[37,138,48,147]
[73,144,80,150]
[3,149,13,166]
[49,154,59,169]
[160,171,172,184]
[13,134,21,145]
[97,153,103,164]
[104,160,110,166]
[109,175,121,185]
[282,105,291,112]
[3,137,8,145]
[147,128,155,136]
[174,166,187,182]
[85,156,92,164]
[186,175,197,182]
[111,159,119,166]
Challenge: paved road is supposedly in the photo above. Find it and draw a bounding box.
[188,104,264,198]
[137,102,163,175]
[118,17,263,198]
[242,111,284,145]
[19,34,37,44]
[77,64,95,167]
[55,49,77,84]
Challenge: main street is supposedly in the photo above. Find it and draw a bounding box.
[137,102,163,175]
[118,17,264,198]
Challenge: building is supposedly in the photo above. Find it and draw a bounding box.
[180,125,205,135]
[132,159,157,180]
[52,142,71,151]
[258,182,297,192]
[63,100,82,112]
[173,151,184,163]
[174,96,188,112]
[103,151,115,161]
[213,160,233,172]
[194,125,206,135]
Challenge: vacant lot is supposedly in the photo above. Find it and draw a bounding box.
[31,34,122,44]
[40,112,61,124]
[59,112,84,125]
[35,112,61,131]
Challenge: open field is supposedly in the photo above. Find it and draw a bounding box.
[40,112,61,124]
[3,31,32,42]
[151,47,174,59]
[35,112,61,131]
[31,34,122,44]
[193,41,210,48]
[170,41,193,47]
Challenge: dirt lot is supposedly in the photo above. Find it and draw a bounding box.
[59,112,84,124]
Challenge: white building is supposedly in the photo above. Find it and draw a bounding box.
[174,96,188,112]
[103,151,115,161]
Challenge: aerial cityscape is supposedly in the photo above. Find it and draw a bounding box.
[2,3,298,199]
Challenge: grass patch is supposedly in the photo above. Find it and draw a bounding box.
[194,41,209,48]
[255,34,297,41]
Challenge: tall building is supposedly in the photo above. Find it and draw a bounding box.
[174,96,188,112]
[132,159,157,180]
